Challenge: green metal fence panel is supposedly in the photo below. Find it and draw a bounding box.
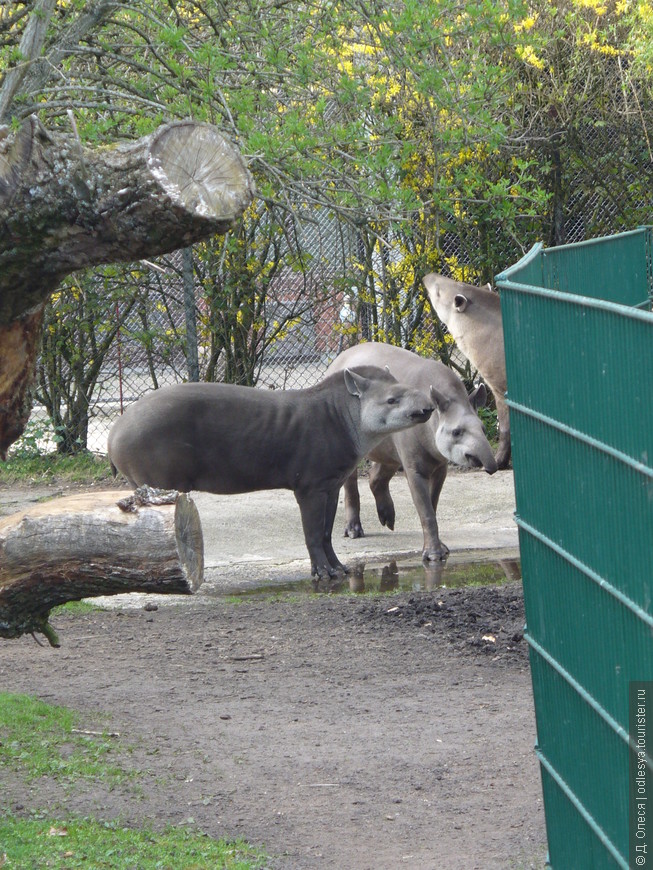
[496,227,653,870]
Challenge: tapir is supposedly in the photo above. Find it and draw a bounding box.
[107,367,434,579]
[422,272,510,468]
[326,343,497,561]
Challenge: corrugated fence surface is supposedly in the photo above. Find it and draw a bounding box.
[497,227,653,869]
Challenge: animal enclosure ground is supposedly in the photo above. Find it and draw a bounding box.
[0,472,546,868]
[0,582,547,869]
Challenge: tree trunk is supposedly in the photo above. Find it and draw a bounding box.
[0,304,47,460]
[0,116,254,457]
[0,487,204,646]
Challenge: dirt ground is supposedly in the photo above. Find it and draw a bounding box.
[0,469,548,869]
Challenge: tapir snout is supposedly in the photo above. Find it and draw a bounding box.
[466,451,497,474]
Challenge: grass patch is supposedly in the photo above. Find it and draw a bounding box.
[223,588,306,604]
[0,693,268,868]
[0,693,132,784]
[441,561,515,588]
[0,814,265,869]
[1,451,115,486]
[51,600,102,616]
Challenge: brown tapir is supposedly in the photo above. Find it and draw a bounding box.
[107,367,434,579]
[422,273,510,468]
[326,343,497,561]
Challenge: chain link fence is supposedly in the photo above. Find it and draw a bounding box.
[19,91,653,458]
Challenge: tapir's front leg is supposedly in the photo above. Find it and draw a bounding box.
[495,397,511,469]
[322,487,348,574]
[403,460,449,562]
[295,488,346,579]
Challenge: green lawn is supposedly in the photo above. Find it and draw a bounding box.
[0,693,267,869]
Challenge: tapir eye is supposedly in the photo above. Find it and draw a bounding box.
[452,427,463,438]
[387,396,399,405]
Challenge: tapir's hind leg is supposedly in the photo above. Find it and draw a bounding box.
[343,469,364,538]
[369,461,399,530]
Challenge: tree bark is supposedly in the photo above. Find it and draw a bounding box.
[0,304,46,460]
[0,116,254,456]
[0,116,255,322]
[0,487,204,646]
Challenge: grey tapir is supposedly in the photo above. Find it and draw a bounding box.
[422,272,510,468]
[326,343,497,561]
[107,367,434,579]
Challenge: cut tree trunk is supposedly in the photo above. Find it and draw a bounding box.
[0,116,255,321]
[0,116,255,456]
[0,487,204,646]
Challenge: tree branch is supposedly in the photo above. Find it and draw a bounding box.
[1,0,121,123]
[0,0,56,122]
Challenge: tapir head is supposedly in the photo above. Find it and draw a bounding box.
[343,366,434,446]
[429,381,498,475]
[422,272,506,394]
[422,272,499,329]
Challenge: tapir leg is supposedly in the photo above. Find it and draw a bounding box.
[343,469,364,538]
[322,488,347,575]
[495,397,511,469]
[369,461,400,531]
[403,461,449,562]
[295,488,346,579]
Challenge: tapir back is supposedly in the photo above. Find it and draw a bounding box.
[108,381,358,494]
[107,369,434,495]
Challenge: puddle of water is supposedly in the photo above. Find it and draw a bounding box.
[216,553,521,600]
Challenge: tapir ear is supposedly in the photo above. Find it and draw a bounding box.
[469,382,487,410]
[344,368,368,397]
[485,283,492,292]
[454,294,469,312]
[429,384,450,412]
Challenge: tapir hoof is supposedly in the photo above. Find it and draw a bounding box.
[312,561,349,580]
[312,564,337,580]
[423,543,449,562]
[376,505,396,531]
[344,521,365,539]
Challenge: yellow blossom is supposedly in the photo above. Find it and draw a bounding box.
[516,44,546,70]
[514,14,539,32]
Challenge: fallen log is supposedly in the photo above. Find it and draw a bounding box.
[0,487,204,646]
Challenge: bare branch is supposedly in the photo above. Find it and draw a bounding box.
[0,0,56,123]
[3,0,119,122]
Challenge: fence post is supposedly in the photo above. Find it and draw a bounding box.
[115,302,124,415]
[182,246,200,382]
